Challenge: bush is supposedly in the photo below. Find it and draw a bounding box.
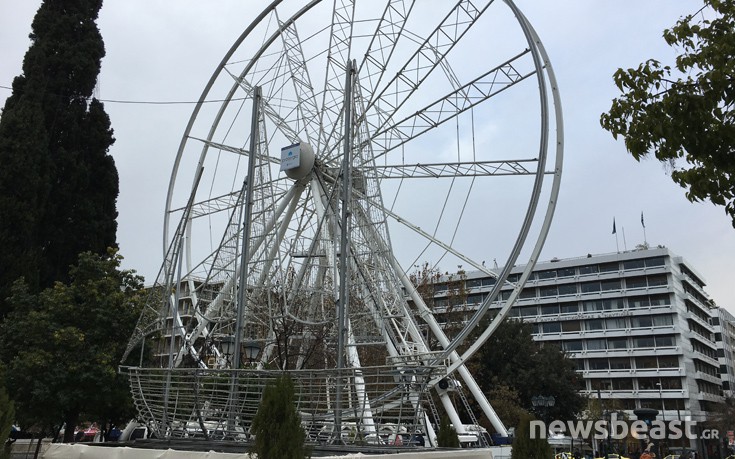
[250,374,308,458]
[437,415,459,448]
[511,413,552,459]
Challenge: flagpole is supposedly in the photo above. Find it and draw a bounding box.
[612,218,619,253]
[622,227,628,251]
[641,211,648,247]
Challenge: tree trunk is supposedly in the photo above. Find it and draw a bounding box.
[62,412,79,443]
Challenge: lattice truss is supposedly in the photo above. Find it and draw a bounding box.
[123,0,562,445]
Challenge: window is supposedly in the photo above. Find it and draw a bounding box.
[599,262,619,273]
[520,306,538,317]
[601,279,622,291]
[632,316,653,328]
[603,298,625,310]
[583,300,603,312]
[640,399,662,409]
[466,279,483,289]
[588,359,609,370]
[636,356,658,369]
[540,286,558,298]
[541,305,560,315]
[609,357,631,369]
[658,355,679,368]
[519,288,536,299]
[586,319,604,331]
[579,265,599,275]
[482,277,497,287]
[647,274,668,287]
[581,281,601,293]
[649,294,671,306]
[507,273,521,283]
[645,257,665,267]
[558,284,577,296]
[542,322,561,334]
[653,314,674,327]
[623,259,645,270]
[537,269,557,280]
[591,379,612,390]
[626,277,647,289]
[628,297,650,309]
[561,303,579,314]
[655,335,676,347]
[638,378,660,390]
[563,340,584,352]
[660,377,682,389]
[608,338,628,350]
[634,337,656,348]
[467,293,484,304]
[562,321,582,332]
[606,318,627,330]
[558,267,575,278]
[612,379,634,390]
[587,339,607,350]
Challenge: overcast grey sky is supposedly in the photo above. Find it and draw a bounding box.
[1,1,733,313]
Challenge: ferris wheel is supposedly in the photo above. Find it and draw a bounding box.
[125,0,562,444]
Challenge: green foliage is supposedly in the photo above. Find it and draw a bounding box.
[0,384,14,459]
[437,415,460,448]
[0,0,118,319]
[511,413,552,459]
[487,384,530,430]
[469,319,585,423]
[600,0,735,227]
[250,374,308,459]
[0,250,143,441]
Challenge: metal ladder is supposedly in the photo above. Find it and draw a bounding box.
[455,382,489,447]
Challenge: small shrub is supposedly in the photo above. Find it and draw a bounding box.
[437,415,459,447]
[511,413,552,459]
[250,374,308,459]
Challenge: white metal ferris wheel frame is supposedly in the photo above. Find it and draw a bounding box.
[146,0,563,440]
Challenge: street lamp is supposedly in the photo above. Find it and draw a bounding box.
[655,382,666,458]
[655,382,666,422]
[219,335,237,367]
[217,336,261,367]
[242,340,261,365]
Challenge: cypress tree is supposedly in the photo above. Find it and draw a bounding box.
[511,413,553,459]
[0,0,117,319]
[250,374,308,458]
[437,414,460,448]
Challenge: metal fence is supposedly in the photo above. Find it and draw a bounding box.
[124,363,440,445]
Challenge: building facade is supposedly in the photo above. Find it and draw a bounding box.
[711,307,735,398]
[430,246,725,422]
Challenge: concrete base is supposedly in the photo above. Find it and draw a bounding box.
[43,443,497,459]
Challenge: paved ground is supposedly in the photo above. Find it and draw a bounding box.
[41,442,497,459]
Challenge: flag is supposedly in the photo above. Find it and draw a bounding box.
[612,218,617,235]
[641,212,645,228]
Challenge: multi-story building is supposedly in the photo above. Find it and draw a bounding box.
[430,245,724,421]
[711,307,735,398]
